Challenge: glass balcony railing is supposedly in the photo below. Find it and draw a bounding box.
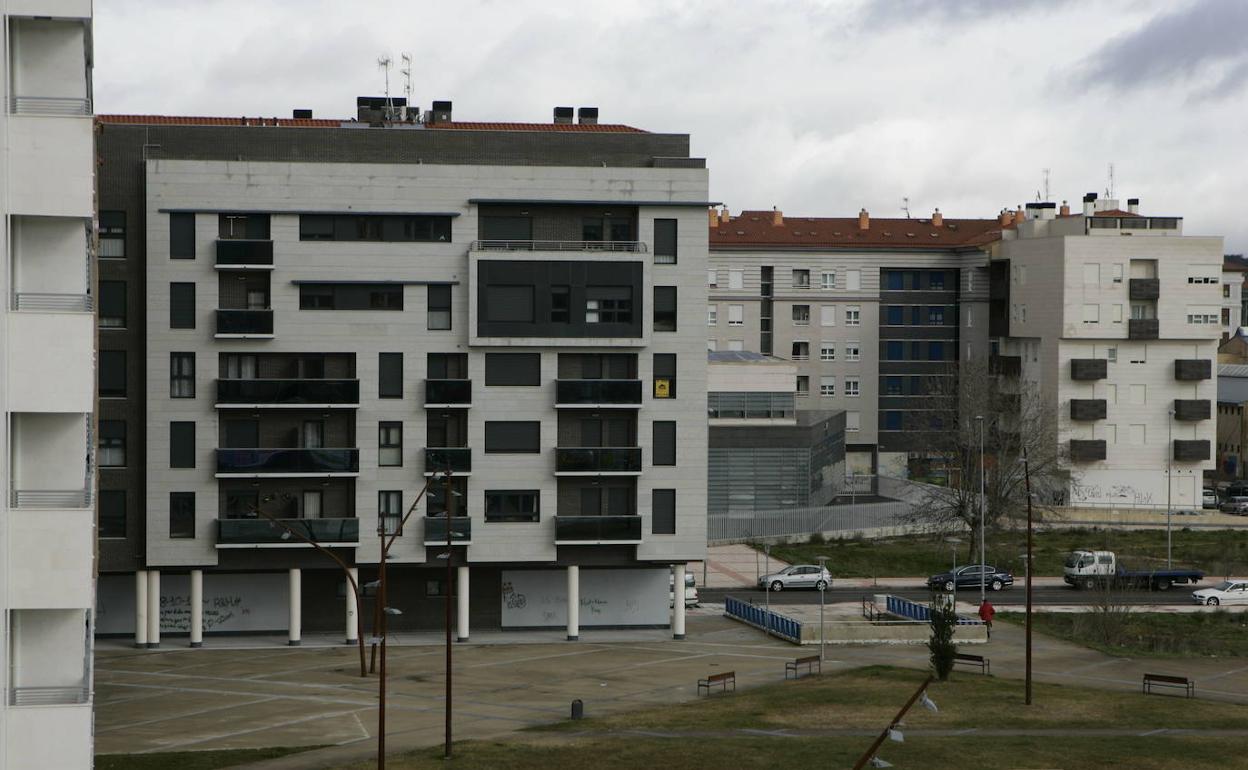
[215,379,359,406]
[555,447,642,474]
[215,239,274,266]
[424,447,472,474]
[423,516,472,544]
[217,517,359,546]
[554,515,643,544]
[216,448,359,475]
[216,309,274,335]
[555,379,643,407]
[470,240,647,253]
[424,379,472,406]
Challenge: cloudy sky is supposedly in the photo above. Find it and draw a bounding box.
[96,0,1248,251]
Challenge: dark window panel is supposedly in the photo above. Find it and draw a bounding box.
[484,285,535,323]
[652,489,676,534]
[99,490,126,538]
[428,285,452,330]
[484,421,541,453]
[484,490,540,522]
[99,350,126,397]
[653,286,677,332]
[170,352,195,398]
[379,353,403,398]
[99,281,126,328]
[170,212,195,259]
[298,283,402,310]
[654,353,677,399]
[170,421,196,468]
[169,492,196,538]
[653,218,677,262]
[653,421,676,466]
[170,282,196,329]
[484,353,541,386]
[299,214,452,242]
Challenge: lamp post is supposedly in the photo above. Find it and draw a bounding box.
[976,415,986,603]
[1167,408,1174,568]
[442,468,456,761]
[763,544,772,637]
[816,555,828,662]
[1020,449,1035,706]
[944,536,961,607]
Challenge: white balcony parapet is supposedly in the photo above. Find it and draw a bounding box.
[10,96,92,116]
[471,239,647,252]
[10,489,93,509]
[12,293,93,312]
[9,686,90,706]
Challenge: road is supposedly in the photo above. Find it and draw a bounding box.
[701,585,1197,607]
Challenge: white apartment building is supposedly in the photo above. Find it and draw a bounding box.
[1,2,96,768]
[1221,256,1246,339]
[994,195,1220,509]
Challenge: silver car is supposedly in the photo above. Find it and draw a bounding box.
[758,564,832,591]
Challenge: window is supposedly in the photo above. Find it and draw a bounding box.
[654,353,677,398]
[379,422,403,467]
[1224,284,1233,299]
[728,270,744,290]
[485,353,541,386]
[845,378,860,397]
[1186,307,1219,324]
[298,214,452,242]
[1082,304,1099,324]
[1020,305,1027,322]
[821,271,836,290]
[820,343,835,361]
[99,420,126,467]
[1083,263,1100,284]
[99,211,126,258]
[928,307,945,325]
[99,281,126,328]
[485,285,535,322]
[882,411,903,430]
[1187,266,1218,284]
[550,285,570,323]
[484,421,541,453]
[885,341,904,360]
[170,212,195,259]
[378,491,403,535]
[928,341,945,361]
[99,490,125,538]
[707,305,718,326]
[427,285,452,329]
[484,490,540,522]
[170,282,196,329]
[218,213,270,240]
[653,421,676,466]
[845,306,860,326]
[654,218,677,263]
[846,411,861,431]
[929,271,946,290]
[379,353,403,398]
[792,269,810,288]
[1106,346,1118,363]
[885,306,903,325]
[170,422,195,468]
[846,342,860,362]
[586,286,633,324]
[1112,304,1123,323]
[99,351,126,397]
[820,305,836,326]
[1112,264,1124,284]
[796,375,809,396]
[820,376,835,396]
[170,352,195,398]
[884,376,903,396]
[847,270,861,291]
[654,286,677,331]
[169,493,196,539]
[707,269,718,287]
[652,489,676,534]
[728,304,744,326]
[792,305,810,325]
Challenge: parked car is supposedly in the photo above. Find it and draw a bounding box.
[758,564,832,591]
[1202,488,1219,509]
[926,564,1013,592]
[1221,496,1248,515]
[670,572,699,608]
[1192,579,1248,606]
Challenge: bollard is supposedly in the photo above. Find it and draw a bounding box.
[571,699,584,720]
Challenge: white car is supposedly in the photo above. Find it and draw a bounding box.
[1202,488,1219,509]
[670,572,699,608]
[1192,579,1248,606]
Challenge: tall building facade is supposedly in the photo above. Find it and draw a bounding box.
[96,103,709,643]
[1,1,96,767]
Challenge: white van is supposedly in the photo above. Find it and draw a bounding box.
[670,571,699,608]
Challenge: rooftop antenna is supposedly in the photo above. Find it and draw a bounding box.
[1107,162,1115,199]
[377,54,393,119]
[400,52,413,120]
[901,197,911,218]
[1042,168,1051,201]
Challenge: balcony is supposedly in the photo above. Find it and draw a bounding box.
[215,309,274,338]
[423,447,472,475]
[9,489,92,509]
[555,447,643,475]
[9,96,91,116]
[989,355,1021,377]
[1128,318,1159,340]
[11,293,92,312]
[1173,399,1211,421]
[215,448,360,477]
[1070,358,1108,381]
[1070,399,1107,421]
[555,379,644,408]
[424,379,472,407]
[1069,439,1107,463]
[1128,278,1160,301]
[554,515,643,545]
[423,516,473,545]
[216,517,359,548]
[471,240,647,253]
[1174,439,1211,462]
[9,685,90,706]
[215,379,359,408]
[215,240,274,269]
[1175,359,1212,381]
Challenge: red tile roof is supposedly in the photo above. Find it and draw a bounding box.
[425,121,646,133]
[1091,209,1137,217]
[710,211,1003,250]
[97,115,342,127]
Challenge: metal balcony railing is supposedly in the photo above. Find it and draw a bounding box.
[1128,318,1159,340]
[423,447,472,474]
[1070,358,1108,381]
[1174,439,1210,462]
[216,517,359,546]
[12,293,93,312]
[215,239,274,266]
[1173,399,1211,421]
[1069,439,1107,463]
[215,379,359,406]
[9,686,90,706]
[423,516,472,544]
[1175,359,1212,381]
[555,447,642,474]
[1070,399,1107,421]
[555,379,643,407]
[1128,278,1160,301]
[554,515,643,544]
[424,379,472,406]
[9,96,91,116]
[470,240,647,252]
[215,448,359,475]
[10,489,93,509]
[215,309,274,335]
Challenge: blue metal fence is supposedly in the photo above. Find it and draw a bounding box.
[884,595,982,626]
[724,596,803,643]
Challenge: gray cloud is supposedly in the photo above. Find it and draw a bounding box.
[862,0,1073,24]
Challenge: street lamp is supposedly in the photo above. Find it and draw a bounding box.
[1019,450,1035,706]
[975,415,986,603]
[816,555,828,662]
[1167,408,1175,568]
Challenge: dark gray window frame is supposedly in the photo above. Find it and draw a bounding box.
[484,353,541,386]
[428,285,452,330]
[99,280,126,328]
[99,350,127,397]
[170,352,195,398]
[379,421,403,467]
[653,421,676,466]
[170,212,195,259]
[170,282,196,329]
[484,421,541,453]
[170,421,196,468]
[98,489,126,538]
[169,492,196,538]
[379,353,403,398]
[654,286,677,331]
[653,218,677,263]
[652,489,676,534]
[484,489,540,522]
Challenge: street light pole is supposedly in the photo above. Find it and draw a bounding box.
[1021,448,1035,706]
[1167,408,1174,569]
[976,415,986,604]
[816,555,828,662]
[443,468,454,761]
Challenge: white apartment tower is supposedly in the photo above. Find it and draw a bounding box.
[993,195,1220,509]
[1,2,97,768]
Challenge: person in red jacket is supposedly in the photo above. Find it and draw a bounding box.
[978,599,995,638]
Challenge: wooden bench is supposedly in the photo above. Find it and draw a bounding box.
[697,671,736,696]
[1143,673,1194,698]
[785,654,821,680]
[954,653,990,675]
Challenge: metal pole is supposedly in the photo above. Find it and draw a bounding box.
[1167,409,1174,569]
[444,469,454,760]
[817,555,828,662]
[851,675,936,770]
[764,545,771,638]
[978,415,986,603]
[377,528,388,770]
[1022,448,1034,706]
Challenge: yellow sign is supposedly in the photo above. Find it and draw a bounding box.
[654,378,671,398]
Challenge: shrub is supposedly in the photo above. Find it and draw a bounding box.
[808,531,826,545]
[928,596,958,681]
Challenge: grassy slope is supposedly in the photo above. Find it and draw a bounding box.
[999,610,1248,658]
[95,746,319,770]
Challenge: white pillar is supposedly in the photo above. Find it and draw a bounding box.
[288,568,302,646]
[189,569,203,648]
[146,570,161,648]
[134,570,148,649]
[345,567,359,645]
[456,566,470,642]
[672,564,687,640]
[566,565,580,641]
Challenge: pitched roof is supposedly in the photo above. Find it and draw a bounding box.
[97,114,341,127]
[1091,209,1138,217]
[1225,254,1248,272]
[710,211,1003,250]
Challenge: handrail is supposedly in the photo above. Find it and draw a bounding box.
[10,96,92,116]
[10,489,93,509]
[9,686,90,706]
[12,293,93,312]
[470,239,647,253]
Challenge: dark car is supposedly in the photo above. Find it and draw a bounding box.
[927,564,1014,592]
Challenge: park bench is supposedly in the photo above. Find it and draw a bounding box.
[785,654,821,680]
[697,670,736,696]
[1143,673,1194,698]
[953,653,990,675]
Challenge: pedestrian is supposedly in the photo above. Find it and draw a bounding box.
[978,599,995,639]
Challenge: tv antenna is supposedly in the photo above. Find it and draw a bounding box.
[378,54,393,116]
[901,197,911,218]
[400,52,413,106]
[1042,168,1051,201]
[1106,162,1115,199]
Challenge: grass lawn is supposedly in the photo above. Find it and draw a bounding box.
[350,667,1248,769]
[1000,610,1248,658]
[95,746,320,770]
[768,527,1248,578]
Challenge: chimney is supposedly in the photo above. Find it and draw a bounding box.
[1059,200,1070,217]
[1013,206,1025,226]
[772,208,784,227]
[720,207,731,225]
[577,107,598,125]
[708,208,719,228]
[292,108,312,119]
[858,208,870,230]
[553,106,574,124]
[1127,197,1140,214]
[998,209,1011,226]
[931,208,943,227]
[1082,192,1097,217]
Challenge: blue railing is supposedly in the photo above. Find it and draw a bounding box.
[884,595,982,625]
[724,596,803,643]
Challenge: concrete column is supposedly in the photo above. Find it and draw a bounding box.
[146,570,161,648]
[288,568,302,646]
[566,565,579,641]
[345,567,359,645]
[672,564,687,640]
[134,570,148,649]
[189,569,203,648]
[456,566,470,642]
